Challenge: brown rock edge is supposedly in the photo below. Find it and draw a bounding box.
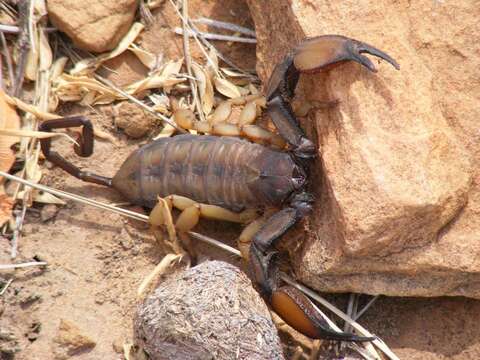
[247,0,480,298]
[47,0,137,53]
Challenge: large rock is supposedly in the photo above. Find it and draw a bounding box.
[47,0,138,53]
[247,0,479,297]
[134,261,284,360]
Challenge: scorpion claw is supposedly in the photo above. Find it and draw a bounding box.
[355,41,400,71]
[292,35,400,74]
[265,35,399,156]
[249,207,375,342]
[271,286,376,342]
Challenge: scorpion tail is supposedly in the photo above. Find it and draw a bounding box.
[39,116,113,187]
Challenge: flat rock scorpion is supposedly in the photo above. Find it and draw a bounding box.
[40,35,399,341]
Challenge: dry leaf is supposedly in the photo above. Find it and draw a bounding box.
[154,124,176,139]
[124,63,186,95]
[0,128,77,143]
[92,127,116,143]
[150,94,171,115]
[146,0,164,9]
[51,57,68,81]
[17,189,65,205]
[192,63,214,115]
[34,0,48,16]
[129,44,157,70]
[214,77,241,98]
[220,67,249,78]
[39,27,53,71]
[106,22,144,60]
[206,47,219,74]
[4,94,58,120]
[70,22,145,76]
[25,147,42,183]
[0,90,20,184]
[55,74,121,104]
[137,253,182,298]
[0,194,14,227]
[33,190,65,205]
[160,58,184,79]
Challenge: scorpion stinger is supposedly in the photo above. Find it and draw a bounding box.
[265,35,399,159]
[39,116,113,187]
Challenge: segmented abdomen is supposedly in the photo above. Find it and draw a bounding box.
[124,135,267,209]
[112,134,297,209]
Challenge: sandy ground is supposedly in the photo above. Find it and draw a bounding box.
[2,1,480,359]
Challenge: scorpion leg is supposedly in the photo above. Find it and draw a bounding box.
[249,207,375,342]
[156,195,257,234]
[176,117,286,149]
[39,116,112,187]
[265,35,399,158]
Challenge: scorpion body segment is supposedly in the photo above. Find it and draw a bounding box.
[112,134,306,210]
[39,35,399,343]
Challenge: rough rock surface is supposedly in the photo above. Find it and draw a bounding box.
[134,261,284,360]
[247,0,479,297]
[47,0,138,53]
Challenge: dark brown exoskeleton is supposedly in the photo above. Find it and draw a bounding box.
[39,35,399,342]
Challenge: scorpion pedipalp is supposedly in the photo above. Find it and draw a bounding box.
[271,286,376,342]
[249,206,373,342]
[293,35,400,73]
[265,35,400,159]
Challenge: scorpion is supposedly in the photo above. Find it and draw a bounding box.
[39,35,399,342]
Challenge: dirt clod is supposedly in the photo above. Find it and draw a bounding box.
[134,260,284,360]
[114,102,155,139]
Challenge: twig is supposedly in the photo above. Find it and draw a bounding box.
[282,276,399,360]
[354,296,380,321]
[187,20,257,78]
[0,52,3,89]
[12,0,32,97]
[10,206,26,259]
[94,74,186,133]
[341,293,359,352]
[310,300,378,360]
[0,261,47,270]
[137,253,182,298]
[174,27,257,44]
[0,170,148,223]
[344,293,356,334]
[27,2,36,55]
[139,0,155,27]
[309,340,322,360]
[0,278,13,296]
[188,231,241,256]
[167,0,220,77]
[181,0,205,122]
[1,31,15,93]
[192,17,256,37]
[0,24,20,33]
[0,24,57,34]
[0,1,16,19]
